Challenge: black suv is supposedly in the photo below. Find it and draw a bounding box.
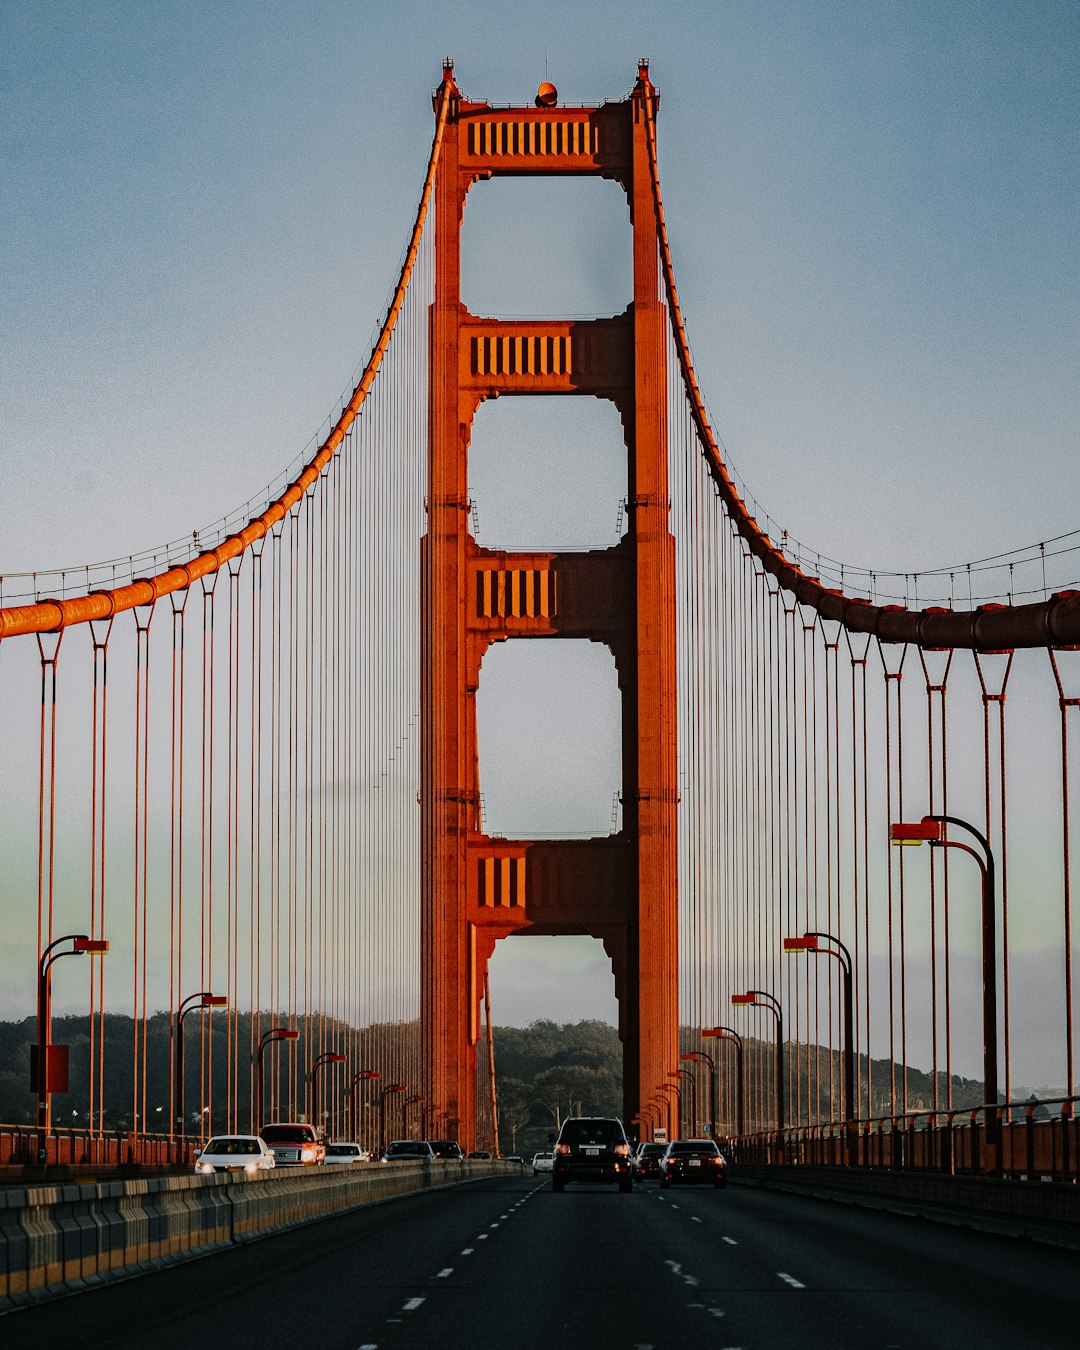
[551,1117,633,1193]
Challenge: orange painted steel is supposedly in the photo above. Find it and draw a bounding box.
[422,63,679,1148]
[0,76,454,643]
[642,95,1080,652]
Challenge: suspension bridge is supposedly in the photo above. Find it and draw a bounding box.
[2,66,1080,1329]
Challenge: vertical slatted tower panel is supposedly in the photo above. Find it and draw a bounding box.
[422,62,677,1148]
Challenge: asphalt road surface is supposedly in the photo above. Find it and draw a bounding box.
[4,1174,1079,1349]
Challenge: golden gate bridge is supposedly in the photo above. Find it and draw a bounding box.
[1,61,1078,1179]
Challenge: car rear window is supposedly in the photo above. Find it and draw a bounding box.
[326,1144,359,1156]
[669,1140,719,1155]
[560,1119,624,1144]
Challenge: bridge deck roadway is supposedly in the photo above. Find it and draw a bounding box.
[3,1174,1078,1348]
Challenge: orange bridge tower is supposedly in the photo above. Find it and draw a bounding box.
[422,61,677,1148]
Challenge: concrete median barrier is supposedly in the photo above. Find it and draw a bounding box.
[0,1159,521,1312]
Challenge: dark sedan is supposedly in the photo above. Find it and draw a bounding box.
[659,1138,726,1188]
[632,1141,667,1180]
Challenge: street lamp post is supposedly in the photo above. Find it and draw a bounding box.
[349,1069,380,1143]
[669,1068,697,1135]
[35,934,109,1161]
[648,1095,667,1142]
[681,1050,716,1140]
[732,990,785,1154]
[702,1026,744,1138]
[784,933,855,1162]
[379,1083,407,1153]
[404,1094,424,1139]
[256,1027,299,1131]
[891,813,1000,1160]
[310,1052,347,1137]
[174,992,227,1139]
[656,1081,680,1140]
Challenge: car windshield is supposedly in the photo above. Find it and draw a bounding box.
[669,1140,718,1155]
[560,1120,623,1145]
[260,1126,315,1144]
[204,1138,259,1155]
[326,1144,359,1156]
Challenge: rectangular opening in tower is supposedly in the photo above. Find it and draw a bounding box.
[461,177,631,318]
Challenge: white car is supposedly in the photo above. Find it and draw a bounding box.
[532,1151,554,1175]
[324,1141,370,1165]
[194,1135,276,1175]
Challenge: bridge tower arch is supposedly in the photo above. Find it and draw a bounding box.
[422,61,677,1148]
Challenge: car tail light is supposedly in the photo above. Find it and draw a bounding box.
[615,1143,631,1157]
[301,1146,316,1162]
[555,1143,570,1155]
[712,1155,724,1165]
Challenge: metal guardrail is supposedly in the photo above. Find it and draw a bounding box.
[729,1095,1080,1181]
[0,1123,191,1171]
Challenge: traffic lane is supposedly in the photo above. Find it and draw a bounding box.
[0,1173,536,1350]
[636,1177,1080,1347]
[377,1179,725,1349]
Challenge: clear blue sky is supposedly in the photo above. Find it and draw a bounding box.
[2,1,1078,1030]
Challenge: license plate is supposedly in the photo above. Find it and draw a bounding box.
[584,1147,600,1156]
[689,1159,701,1167]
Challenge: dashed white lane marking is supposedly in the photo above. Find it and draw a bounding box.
[435,1267,453,1278]
[691,1215,703,1223]
[664,1258,700,1288]
[402,1297,426,1312]
[357,1344,379,1349]
[460,1247,474,1256]
[477,1233,489,1241]
[489,1222,500,1229]
[722,1236,738,1245]
[777,1272,805,1289]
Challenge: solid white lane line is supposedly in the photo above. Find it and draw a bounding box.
[402,1297,426,1311]
[777,1272,805,1289]
[435,1268,454,1278]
